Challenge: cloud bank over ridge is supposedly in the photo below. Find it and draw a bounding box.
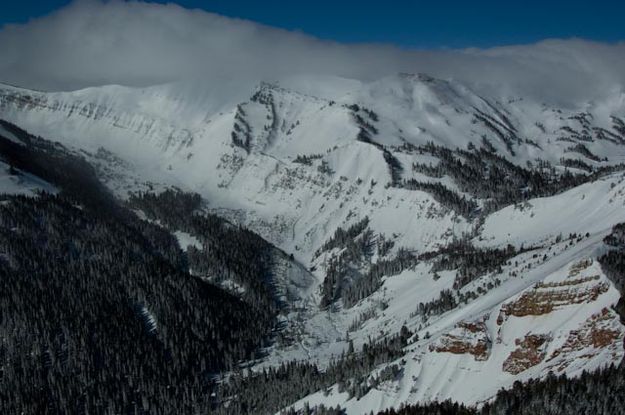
[0,0,624,105]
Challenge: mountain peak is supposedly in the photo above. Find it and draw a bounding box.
[1,71,625,415]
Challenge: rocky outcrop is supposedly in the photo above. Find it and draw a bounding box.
[503,334,550,374]
[547,308,623,371]
[430,321,491,361]
[498,260,609,325]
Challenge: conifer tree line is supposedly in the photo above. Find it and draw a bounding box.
[314,217,371,259]
[342,248,418,308]
[481,362,625,414]
[407,241,534,321]
[216,326,412,415]
[127,189,284,313]
[375,400,474,415]
[565,143,603,162]
[317,221,521,309]
[404,141,625,214]
[231,83,281,153]
[430,241,521,290]
[599,222,625,321]
[314,217,420,308]
[400,179,478,218]
[0,121,275,413]
[232,104,252,152]
[319,252,353,308]
[376,361,625,415]
[314,214,525,308]
[412,289,457,321]
[293,153,323,165]
[473,108,519,156]
[0,194,273,413]
[347,104,403,186]
[315,217,373,307]
[0,120,120,214]
[320,239,420,309]
[560,157,593,172]
[281,403,345,415]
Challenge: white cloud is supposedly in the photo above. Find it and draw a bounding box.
[0,0,623,105]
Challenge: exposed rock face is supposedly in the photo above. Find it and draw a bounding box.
[430,321,491,361]
[547,308,623,372]
[498,260,609,324]
[569,258,593,277]
[496,260,624,376]
[503,334,551,374]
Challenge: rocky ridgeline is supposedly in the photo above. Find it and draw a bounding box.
[497,260,608,323]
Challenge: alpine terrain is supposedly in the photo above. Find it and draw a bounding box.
[1,71,625,414]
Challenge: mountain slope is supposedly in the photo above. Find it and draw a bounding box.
[1,73,625,414]
[0,120,319,414]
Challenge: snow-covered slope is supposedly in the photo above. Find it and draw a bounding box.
[287,252,624,413]
[0,124,57,195]
[1,73,625,413]
[0,160,56,196]
[256,175,625,414]
[2,75,623,259]
[478,174,625,248]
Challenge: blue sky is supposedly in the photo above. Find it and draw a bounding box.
[2,0,624,48]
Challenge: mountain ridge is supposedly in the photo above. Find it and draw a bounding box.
[1,72,625,413]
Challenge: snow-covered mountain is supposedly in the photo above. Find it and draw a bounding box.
[1,73,625,413]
